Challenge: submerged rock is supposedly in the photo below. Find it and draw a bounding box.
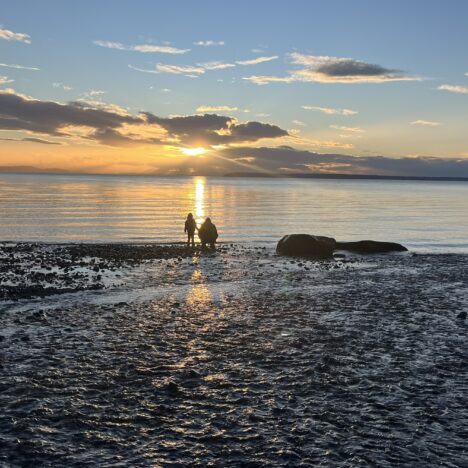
[335,240,407,254]
[276,234,336,259]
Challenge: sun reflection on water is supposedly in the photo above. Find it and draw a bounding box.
[194,177,205,225]
[186,267,212,308]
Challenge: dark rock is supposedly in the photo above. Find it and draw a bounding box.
[457,311,467,320]
[335,240,407,254]
[333,253,346,259]
[165,381,179,395]
[276,234,336,259]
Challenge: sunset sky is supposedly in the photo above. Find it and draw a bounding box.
[1,0,468,176]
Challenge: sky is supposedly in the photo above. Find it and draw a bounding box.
[1,0,468,176]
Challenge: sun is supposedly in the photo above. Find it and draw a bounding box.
[180,147,207,157]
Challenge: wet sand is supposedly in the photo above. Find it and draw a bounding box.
[1,243,467,466]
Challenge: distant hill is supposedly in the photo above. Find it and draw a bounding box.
[1,166,467,181]
[223,172,468,182]
[0,166,71,174]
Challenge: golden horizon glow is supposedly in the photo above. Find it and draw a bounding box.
[180,147,208,157]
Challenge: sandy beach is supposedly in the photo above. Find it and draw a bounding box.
[1,242,467,466]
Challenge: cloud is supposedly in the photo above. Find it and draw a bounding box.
[330,125,364,133]
[197,61,236,70]
[437,84,468,94]
[411,120,441,126]
[143,112,288,145]
[243,75,293,85]
[52,82,73,91]
[301,106,358,115]
[215,146,468,177]
[236,56,278,66]
[0,27,31,44]
[194,40,224,46]
[131,56,279,78]
[292,120,306,126]
[128,65,160,75]
[87,89,106,96]
[0,137,62,145]
[94,40,189,54]
[244,53,420,85]
[0,88,141,137]
[196,105,238,113]
[86,127,163,147]
[156,63,205,76]
[0,88,288,148]
[129,63,205,77]
[0,63,39,71]
[0,76,14,85]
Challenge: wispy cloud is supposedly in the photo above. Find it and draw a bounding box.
[197,61,236,70]
[196,105,238,113]
[129,63,204,77]
[0,63,39,71]
[52,82,73,91]
[131,56,277,77]
[0,27,31,44]
[437,84,468,94]
[79,89,107,100]
[411,120,441,126]
[292,120,306,126]
[1,136,62,145]
[236,56,278,66]
[244,53,420,85]
[128,65,159,74]
[156,63,205,76]
[194,40,224,46]
[301,106,358,116]
[330,125,364,133]
[94,40,190,54]
[88,89,106,96]
[0,76,14,85]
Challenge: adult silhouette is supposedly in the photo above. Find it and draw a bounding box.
[198,217,218,248]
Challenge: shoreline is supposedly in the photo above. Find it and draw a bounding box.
[1,240,467,465]
[1,240,466,303]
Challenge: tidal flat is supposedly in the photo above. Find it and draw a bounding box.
[0,243,467,466]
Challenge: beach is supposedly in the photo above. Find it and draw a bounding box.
[1,242,467,466]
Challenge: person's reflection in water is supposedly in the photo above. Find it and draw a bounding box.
[198,217,218,249]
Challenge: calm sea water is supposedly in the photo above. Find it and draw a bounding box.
[0,173,467,252]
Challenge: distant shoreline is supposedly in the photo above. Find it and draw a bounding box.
[1,167,468,182]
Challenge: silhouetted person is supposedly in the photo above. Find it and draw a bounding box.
[198,217,218,248]
[184,213,197,247]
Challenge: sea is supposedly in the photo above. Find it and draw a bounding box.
[0,173,467,252]
[1,173,468,466]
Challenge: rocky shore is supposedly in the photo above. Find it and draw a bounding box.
[0,242,214,301]
[1,242,467,466]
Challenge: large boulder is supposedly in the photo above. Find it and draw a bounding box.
[335,240,407,254]
[277,234,336,259]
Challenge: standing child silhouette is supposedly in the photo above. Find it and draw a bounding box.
[184,213,197,247]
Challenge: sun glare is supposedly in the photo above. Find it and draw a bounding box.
[181,147,207,157]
